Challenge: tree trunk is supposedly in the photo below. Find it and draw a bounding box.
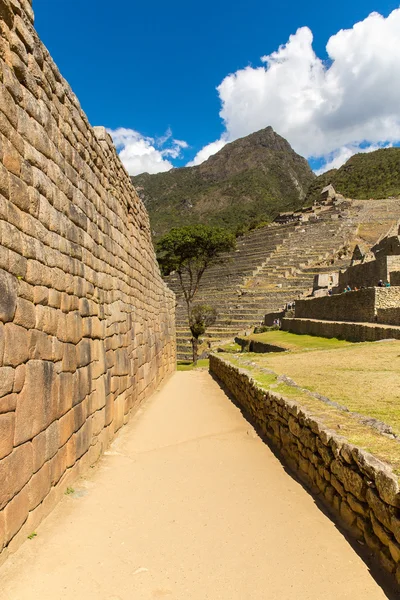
[191,336,199,365]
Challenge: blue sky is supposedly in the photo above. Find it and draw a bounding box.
[33,0,400,174]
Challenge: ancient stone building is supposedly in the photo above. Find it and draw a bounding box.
[0,0,176,561]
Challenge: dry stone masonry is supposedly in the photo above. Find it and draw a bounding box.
[0,0,175,561]
[210,354,400,584]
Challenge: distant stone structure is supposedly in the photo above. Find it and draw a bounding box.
[315,185,346,207]
[320,184,336,203]
[336,222,400,291]
[0,0,175,561]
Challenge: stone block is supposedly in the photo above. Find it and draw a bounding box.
[28,329,53,361]
[8,171,29,212]
[14,297,35,329]
[31,420,59,473]
[0,268,17,322]
[58,410,74,447]
[3,322,29,367]
[0,442,33,510]
[49,445,68,486]
[389,539,400,564]
[0,509,4,552]
[35,305,59,337]
[331,459,366,501]
[13,364,25,393]
[27,462,50,510]
[0,393,17,414]
[0,412,14,460]
[14,360,59,445]
[347,493,368,517]
[371,512,392,547]
[0,367,14,398]
[61,344,77,373]
[58,371,74,416]
[375,469,400,508]
[340,500,356,528]
[4,485,29,544]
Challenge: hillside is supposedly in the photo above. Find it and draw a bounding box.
[305,147,400,205]
[131,127,315,237]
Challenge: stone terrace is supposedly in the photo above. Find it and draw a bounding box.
[167,204,360,360]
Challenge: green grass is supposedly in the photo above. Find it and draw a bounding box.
[177,359,210,371]
[245,330,353,352]
[217,342,242,353]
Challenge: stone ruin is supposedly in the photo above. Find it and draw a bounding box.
[0,0,176,561]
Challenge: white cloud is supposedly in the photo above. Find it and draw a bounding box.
[108,127,188,176]
[186,138,227,166]
[193,8,400,170]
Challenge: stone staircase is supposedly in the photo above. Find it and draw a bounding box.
[167,200,400,360]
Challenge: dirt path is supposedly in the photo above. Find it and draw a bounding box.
[0,371,390,599]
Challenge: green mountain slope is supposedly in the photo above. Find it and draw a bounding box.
[305,147,400,205]
[131,127,315,238]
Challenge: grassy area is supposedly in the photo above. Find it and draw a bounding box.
[218,332,400,472]
[245,330,353,352]
[177,359,210,371]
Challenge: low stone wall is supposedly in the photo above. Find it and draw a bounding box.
[282,318,400,341]
[263,310,284,326]
[295,287,400,324]
[377,308,400,326]
[234,336,286,353]
[210,354,400,583]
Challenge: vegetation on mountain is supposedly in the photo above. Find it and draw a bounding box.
[305,147,400,205]
[156,224,236,362]
[132,127,315,238]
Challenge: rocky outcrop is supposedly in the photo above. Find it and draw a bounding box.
[0,0,175,561]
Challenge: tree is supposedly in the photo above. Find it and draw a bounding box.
[156,225,236,362]
[189,304,217,365]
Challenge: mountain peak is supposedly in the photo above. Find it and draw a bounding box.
[132,127,315,238]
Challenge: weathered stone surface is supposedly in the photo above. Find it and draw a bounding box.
[0,412,14,460]
[375,469,400,508]
[331,459,367,501]
[4,485,29,544]
[3,322,29,366]
[0,442,33,510]
[0,269,17,322]
[14,360,59,445]
[27,462,50,510]
[0,0,175,561]
[0,367,14,398]
[13,297,35,329]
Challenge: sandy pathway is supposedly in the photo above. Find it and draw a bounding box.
[0,371,390,599]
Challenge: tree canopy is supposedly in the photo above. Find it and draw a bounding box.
[156,224,236,310]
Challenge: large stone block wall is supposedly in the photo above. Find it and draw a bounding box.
[338,256,400,291]
[282,317,400,342]
[210,354,400,583]
[0,0,176,561]
[295,287,400,324]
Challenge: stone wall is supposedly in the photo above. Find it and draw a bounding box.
[337,256,400,290]
[0,0,176,561]
[295,287,400,324]
[210,354,400,583]
[282,317,400,342]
